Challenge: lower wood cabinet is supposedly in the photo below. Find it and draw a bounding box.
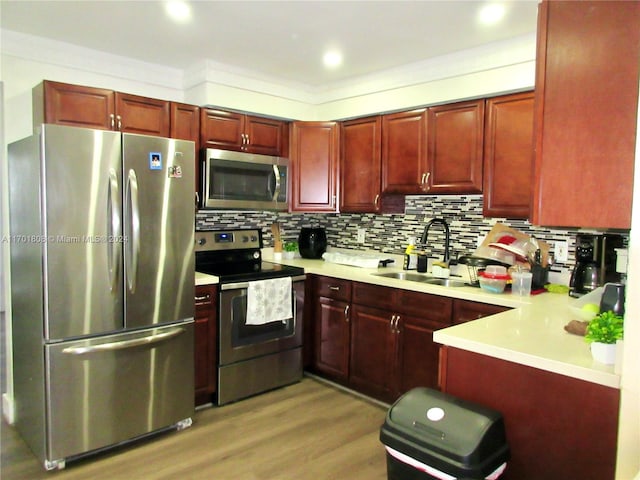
[440,346,619,479]
[313,276,352,382]
[310,275,460,403]
[194,284,217,406]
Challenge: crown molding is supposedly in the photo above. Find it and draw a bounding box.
[0,29,183,89]
[1,28,535,105]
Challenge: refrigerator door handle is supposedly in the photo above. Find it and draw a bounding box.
[107,168,122,292]
[125,169,140,294]
[61,327,187,355]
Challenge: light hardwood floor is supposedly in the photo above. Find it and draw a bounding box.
[1,377,389,480]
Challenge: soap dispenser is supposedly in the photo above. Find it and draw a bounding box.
[403,237,418,270]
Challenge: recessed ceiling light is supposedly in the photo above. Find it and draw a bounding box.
[165,1,192,23]
[478,3,506,25]
[323,51,343,69]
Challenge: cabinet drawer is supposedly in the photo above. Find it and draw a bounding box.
[195,285,217,310]
[315,276,352,302]
[352,282,395,310]
[395,289,452,325]
[452,299,509,324]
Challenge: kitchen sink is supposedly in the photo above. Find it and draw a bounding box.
[373,272,466,287]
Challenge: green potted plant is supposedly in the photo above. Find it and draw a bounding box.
[283,241,298,259]
[585,311,624,364]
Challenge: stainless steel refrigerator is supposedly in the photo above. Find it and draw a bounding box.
[8,124,196,470]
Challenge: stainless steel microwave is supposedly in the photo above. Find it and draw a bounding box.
[200,149,289,210]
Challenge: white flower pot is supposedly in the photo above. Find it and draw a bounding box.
[590,342,617,365]
[283,251,295,259]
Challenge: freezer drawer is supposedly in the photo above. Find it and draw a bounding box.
[44,322,194,463]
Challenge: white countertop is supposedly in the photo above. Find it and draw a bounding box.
[195,271,218,286]
[261,250,620,389]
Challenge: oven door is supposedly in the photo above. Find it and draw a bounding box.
[219,278,304,366]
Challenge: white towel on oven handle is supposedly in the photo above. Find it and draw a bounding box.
[246,277,293,325]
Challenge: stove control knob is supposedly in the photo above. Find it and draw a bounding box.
[242,236,249,243]
[197,238,206,246]
[251,235,258,242]
[253,251,260,260]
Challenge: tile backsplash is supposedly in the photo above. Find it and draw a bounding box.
[196,194,629,280]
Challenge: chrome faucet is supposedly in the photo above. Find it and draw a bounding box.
[420,218,450,264]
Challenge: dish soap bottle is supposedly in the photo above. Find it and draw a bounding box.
[403,237,417,270]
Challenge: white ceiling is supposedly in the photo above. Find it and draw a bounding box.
[0,0,539,90]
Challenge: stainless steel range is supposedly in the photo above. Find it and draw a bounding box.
[195,229,305,405]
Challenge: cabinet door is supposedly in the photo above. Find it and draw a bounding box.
[290,121,339,212]
[396,315,442,397]
[452,299,510,325]
[171,102,200,192]
[483,92,534,219]
[115,92,170,137]
[35,80,115,130]
[200,108,245,151]
[349,304,397,401]
[426,100,484,194]
[381,109,428,194]
[314,296,350,382]
[194,285,217,406]
[531,0,640,229]
[340,116,382,213]
[170,102,200,143]
[244,115,287,156]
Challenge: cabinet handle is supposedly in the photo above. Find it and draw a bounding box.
[390,315,399,332]
[395,315,401,334]
[344,305,350,322]
[116,115,122,131]
[245,133,250,146]
[328,285,340,291]
[109,113,115,129]
[195,294,211,302]
[422,172,431,191]
[374,194,380,209]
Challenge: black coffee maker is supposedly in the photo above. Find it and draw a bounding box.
[569,234,623,297]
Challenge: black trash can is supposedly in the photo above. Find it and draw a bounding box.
[380,388,509,480]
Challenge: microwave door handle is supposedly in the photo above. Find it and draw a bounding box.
[271,165,281,201]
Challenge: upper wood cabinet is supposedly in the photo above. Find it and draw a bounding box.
[199,108,288,156]
[483,92,534,219]
[381,109,429,194]
[33,80,171,137]
[170,102,200,143]
[115,92,170,137]
[531,0,640,229]
[340,116,382,212]
[426,99,484,194]
[290,121,339,212]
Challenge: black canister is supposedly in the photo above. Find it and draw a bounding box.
[599,282,625,316]
[298,227,327,259]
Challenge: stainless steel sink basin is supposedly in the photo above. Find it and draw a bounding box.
[372,272,466,287]
[421,278,467,287]
[374,272,430,282]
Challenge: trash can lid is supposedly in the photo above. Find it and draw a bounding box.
[380,388,510,478]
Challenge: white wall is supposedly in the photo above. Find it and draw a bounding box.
[615,78,640,480]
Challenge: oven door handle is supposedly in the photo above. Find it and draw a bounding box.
[220,275,307,291]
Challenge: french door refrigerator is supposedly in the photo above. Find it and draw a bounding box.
[8,124,196,470]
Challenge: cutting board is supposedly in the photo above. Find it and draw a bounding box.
[271,222,283,252]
